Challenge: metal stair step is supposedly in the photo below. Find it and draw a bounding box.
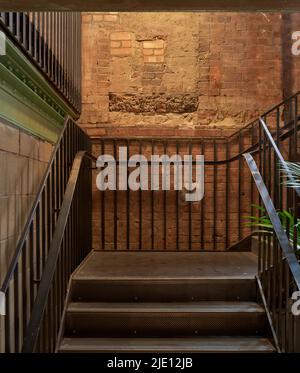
[66,301,266,337]
[71,278,257,302]
[59,336,276,353]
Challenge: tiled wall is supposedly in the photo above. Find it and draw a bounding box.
[0,120,53,282]
[0,119,53,352]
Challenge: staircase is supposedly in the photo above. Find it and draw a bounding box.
[58,251,276,353]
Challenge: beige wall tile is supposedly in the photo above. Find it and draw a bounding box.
[20,131,39,159]
[6,153,20,196]
[0,121,19,154]
[39,141,53,163]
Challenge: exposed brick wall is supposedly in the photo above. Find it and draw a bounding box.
[91,136,254,252]
[80,12,300,252]
[79,12,300,137]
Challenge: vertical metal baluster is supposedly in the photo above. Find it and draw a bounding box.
[79,11,81,109]
[29,224,34,311]
[101,139,105,250]
[164,141,167,251]
[258,121,262,275]
[114,140,118,251]
[151,140,154,250]
[55,11,58,87]
[8,12,13,33]
[250,125,255,219]
[28,12,32,55]
[127,140,130,250]
[14,266,19,352]
[139,140,142,250]
[293,97,298,253]
[176,141,180,251]
[62,12,66,95]
[16,12,20,41]
[36,204,41,289]
[46,13,50,75]
[188,141,192,251]
[225,140,229,249]
[72,12,75,105]
[50,12,54,80]
[58,12,62,90]
[21,243,27,348]
[213,140,217,250]
[38,12,42,66]
[66,13,70,101]
[23,12,27,49]
[238,132,242,241]
[5,287,10,352]
[262,129,267,290]
[201,142,205,250]
[285,263,290,352]
[34,12,37,61]
[267,127,272,307]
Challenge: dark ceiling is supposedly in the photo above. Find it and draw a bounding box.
[0,0,299,12]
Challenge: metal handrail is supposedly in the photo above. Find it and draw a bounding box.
[0,12,82,113]
[22,150,96,353]
[259,117,300,197]
[0,115,70,295]
[1,116,91,353]
[227,90,300,140]
[244,152,300,290]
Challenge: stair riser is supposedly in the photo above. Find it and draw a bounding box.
[59,348,274,353]
[66,312,266,337]
[71,279,257,302]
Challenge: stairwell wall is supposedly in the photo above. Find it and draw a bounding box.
[0,119,53,352]
[79,12,300,251]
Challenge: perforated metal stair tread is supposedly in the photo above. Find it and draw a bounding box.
[59,337,276,353]
[67,301,265,314]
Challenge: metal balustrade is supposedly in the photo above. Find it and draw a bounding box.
[1,93,300,352]
[0,117,91,352]
[0,12,81,114]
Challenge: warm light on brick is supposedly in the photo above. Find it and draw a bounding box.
[92,14,103,22]
[110,32,131,41]
[104,14,119,22]
[110,41,121,48]
[121,40,132,48]
[143,40,165,49]
[111,48,132,56]
[144,55,164,63]
[143,49,154,56]
[154,49,164,56]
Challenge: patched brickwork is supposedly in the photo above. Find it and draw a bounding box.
[142,39,165,63]
[80,12,300,137]
[110,31,133,56]
[109,93,198,113]
[80,12,300,252]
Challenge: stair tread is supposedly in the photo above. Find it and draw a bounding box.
[59,337,275,352]
[67,301,265,313]
[74,252,257,281]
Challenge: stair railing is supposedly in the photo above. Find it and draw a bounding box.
[0,116,91,352]
[22,150,95,353]
[244,104,300,352]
